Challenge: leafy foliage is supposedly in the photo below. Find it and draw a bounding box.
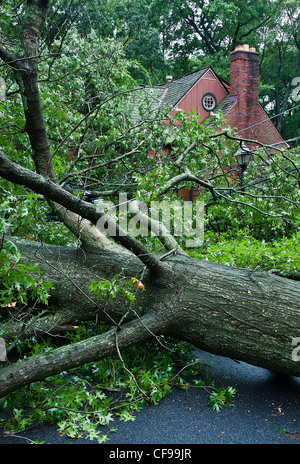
[0,0,299,443]
[0,262,236,443]
[0,241,54,309]
[191,230,300,278]
[0,189,75,246]
[0,330,235,443]
[208,386,236,412]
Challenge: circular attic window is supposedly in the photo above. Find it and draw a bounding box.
[202,93,217,112]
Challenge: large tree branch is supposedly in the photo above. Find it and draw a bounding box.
[21,0,50,58]
[0,152,163,272]
[9,0,55,180]
[48,202,125,253]
[128,200,187,255]
[158,171,218,200]
[0,45,18,66]
[0,311,163,399]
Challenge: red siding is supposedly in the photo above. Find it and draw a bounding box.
[154,46,287,202]
[179,187,200,202]
[169,69,228,123]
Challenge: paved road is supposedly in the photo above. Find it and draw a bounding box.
[1,350,299,445]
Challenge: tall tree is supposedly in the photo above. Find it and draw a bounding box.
[151,0,279,65]
[259,1,300,139]
[0,1,299,401]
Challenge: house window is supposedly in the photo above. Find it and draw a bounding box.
[202,93,217,112]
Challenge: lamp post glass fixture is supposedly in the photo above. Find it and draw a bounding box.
[235,144,252,194]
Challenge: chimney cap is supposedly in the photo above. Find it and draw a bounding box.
[234,44,256,52]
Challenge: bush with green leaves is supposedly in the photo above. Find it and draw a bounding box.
[205,146,300,241]
[0,241,54,311]
[190,229,300,277]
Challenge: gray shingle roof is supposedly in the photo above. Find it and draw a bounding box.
[130,67,231,125]
[205,94,238,126]
[151,67,210,109]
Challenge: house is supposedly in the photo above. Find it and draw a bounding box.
[145,44,287,200]
[150,44,286,146]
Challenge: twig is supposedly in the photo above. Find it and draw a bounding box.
[169,360,202,383]
[130,308,173,352]
[114,329,150,401]
[35,252,123,329]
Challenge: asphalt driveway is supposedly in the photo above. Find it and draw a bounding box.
[0,350,299,445]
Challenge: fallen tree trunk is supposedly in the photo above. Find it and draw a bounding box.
[0,239,300,398]
[0,0,299,402]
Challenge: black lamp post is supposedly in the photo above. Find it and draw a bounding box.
[235,144,252,194]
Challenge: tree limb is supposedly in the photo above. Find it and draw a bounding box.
[0,312,163,399]
[0,152,163,271]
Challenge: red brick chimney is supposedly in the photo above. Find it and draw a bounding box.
[229,44,260,141]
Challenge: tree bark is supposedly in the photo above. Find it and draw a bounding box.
[0,239,299,398]
[0,312,164,399]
